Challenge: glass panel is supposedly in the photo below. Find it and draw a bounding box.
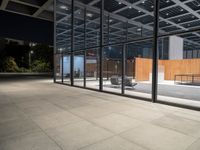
[74,5,85,51]
[86,9,100,48]
[74,51,85,86]
[56,0,71,53]
[63,53,71,84]
[86,48,99,89]
[125,40,153,99]
[159,0,200,35]
[103,45,122,94]
[54,54,62,83]
[115,0,154,39]
[157,32,200,108]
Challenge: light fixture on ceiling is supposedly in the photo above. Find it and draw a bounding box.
[60,5,68,10]
[118,1,122,5]
[86,13,93,17]
[166,0,170,3]
[166,13,169,16]
[129,6,132,9]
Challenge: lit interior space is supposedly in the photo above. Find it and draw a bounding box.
[55,0,200,109]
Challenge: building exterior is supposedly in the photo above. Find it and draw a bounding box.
[54,0,200,110]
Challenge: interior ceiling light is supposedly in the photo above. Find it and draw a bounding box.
[60,5,68,10]
[129,6,132,9]
[166,0,170,3]
[166,13,169,16]
[86,13,93,17]
[118,1,122,4]
[180,9,184,12]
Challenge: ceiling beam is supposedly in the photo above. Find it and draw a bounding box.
[0,0,10,10]
[33,0,53,17]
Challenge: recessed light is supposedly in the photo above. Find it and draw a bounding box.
[60,5,68,10]
[166,13,169,16]
[118,2,122,4]
[86,13,93,17]
[129,6,132,9]
[180,9,184,12]
[138,10,141,13]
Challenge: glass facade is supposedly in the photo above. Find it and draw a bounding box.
[54,0,200,110]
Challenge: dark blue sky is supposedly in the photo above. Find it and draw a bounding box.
[0,10,53,45]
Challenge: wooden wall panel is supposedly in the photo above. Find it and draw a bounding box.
[135,58,152,81]
[135,58,200,81]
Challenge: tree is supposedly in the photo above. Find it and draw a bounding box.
[31,59,51,72]
[30,44,53,70]
[2,57,19,72]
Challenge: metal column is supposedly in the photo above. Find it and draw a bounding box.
[152,0,160,102]
[70,0,74,86]
[84,8,86,88]
[99,0,104,91]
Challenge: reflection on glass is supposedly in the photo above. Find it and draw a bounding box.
[74,51,84,86]
[55,54,62,83]
[125,40,153,99]
[86,49,99,89]
[103,45,122,93]
[158,33,200,107]
[63,54,71,84]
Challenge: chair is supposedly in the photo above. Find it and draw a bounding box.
[110,75,121,85]
[124,77,137,88]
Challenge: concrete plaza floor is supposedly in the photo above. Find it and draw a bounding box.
[0,77,200,150]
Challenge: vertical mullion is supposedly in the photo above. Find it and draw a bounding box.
[122,21,128,94]
[99,0,104,91]
[84,8,86,88]
[107,15,110,44]
[122,44,125,94]
[53,0,56,83]
[152,0,160,103]
[71,0,74,86]
[61,52,64,83]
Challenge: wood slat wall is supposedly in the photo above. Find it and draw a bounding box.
[135,58,200,81]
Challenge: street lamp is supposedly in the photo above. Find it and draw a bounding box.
[29,50,34,71]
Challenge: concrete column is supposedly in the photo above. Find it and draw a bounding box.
[169,36,183,60]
